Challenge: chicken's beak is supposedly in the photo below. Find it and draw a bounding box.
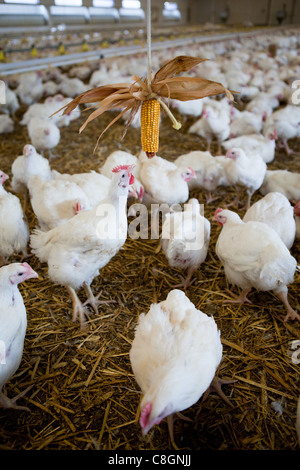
[21,262,39,281]
[1,172,9,183]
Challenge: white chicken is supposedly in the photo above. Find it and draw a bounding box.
[15,72,44,106]
[222,132,277,163]
[266,81,291,103]
[245,91,279,119]
[238,85,260,102]
[0,115,14,134]
[213,208,299,322]
[59,76,89,98]
[42,80,59,97]
[229,111,263,138]
[0,171,29,264]
[263,105,300,155]
[174,150,226,202]
[243,192,296,249]
[28,175,92,231]
[27,117,60,159]
[53,95,81,127]
[20,95,71,127]
[161,199,210,288]
[99,150,144,201]
[30,165,135,327]
[11,144,52,203]
[130,289,234,448]
[188,100,231,154]
[0,262,38,411]
[139,154,196,206]
[69,65,92,81]
[260,170,300,201]
[224,148,267,209]
[89,65,109,87]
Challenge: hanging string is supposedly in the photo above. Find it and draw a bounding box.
[146,0,152,89]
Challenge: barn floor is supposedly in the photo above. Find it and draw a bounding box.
[0,95,299,451]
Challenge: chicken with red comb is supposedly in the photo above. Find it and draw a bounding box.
[112,164,135,186]
[99,150,144,202]
[30,166,135,327]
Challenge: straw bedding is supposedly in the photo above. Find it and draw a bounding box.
[0,99,299,450]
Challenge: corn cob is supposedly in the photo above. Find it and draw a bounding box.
[141,99,160,158]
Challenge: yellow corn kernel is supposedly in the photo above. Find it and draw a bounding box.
[141,99,160,158]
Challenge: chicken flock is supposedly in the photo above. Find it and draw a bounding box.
[0,27,300,450]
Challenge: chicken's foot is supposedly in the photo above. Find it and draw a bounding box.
[66,286,88,328]
[205,191,220,204]
[280,139,300,156]
[0,385,33,411]
[202,376,237,407]
[277,290,300,322]
[223,287,252,304]
[225,187,243,208]
[83,282,116,314]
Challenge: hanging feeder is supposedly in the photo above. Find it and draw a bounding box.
[52,1,234,157]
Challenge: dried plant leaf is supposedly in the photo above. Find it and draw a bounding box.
[51,83,134,117]
[131,75,148,92]
[153,76,234,101]
[79,94,134,133]
[153,56,208,83]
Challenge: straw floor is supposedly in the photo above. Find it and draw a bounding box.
[0,100,299,451]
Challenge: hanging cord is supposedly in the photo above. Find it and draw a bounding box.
[146,0,152,90]
[145,0,181,129]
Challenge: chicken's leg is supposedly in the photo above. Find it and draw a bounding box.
[166,412,192,450]
[83,282,115,314]
[173,266,196,289]
[66,286,87,327]
[276,290,300,322]
[245,190,254,210]
[281,139,300,156]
